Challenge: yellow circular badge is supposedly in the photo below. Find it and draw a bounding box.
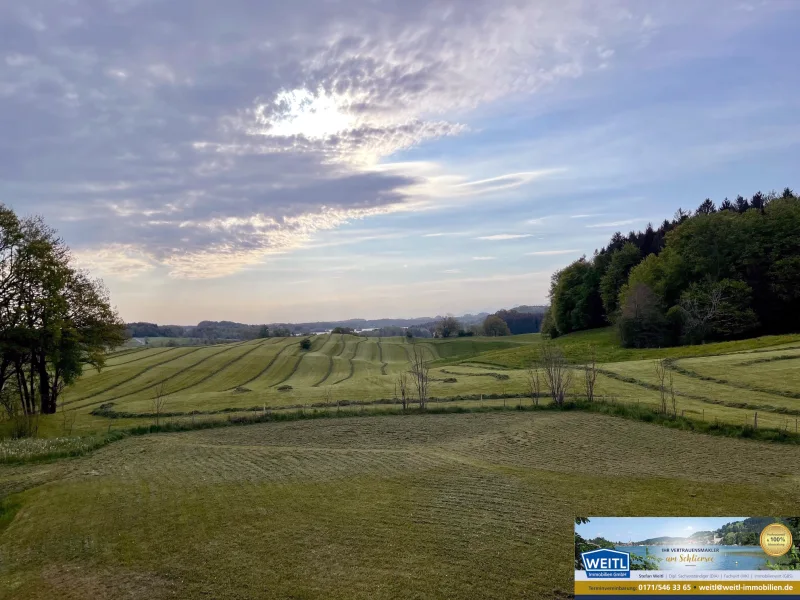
[760,523,793,557]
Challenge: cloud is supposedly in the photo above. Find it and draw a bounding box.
[471,256,496,261]
[422,231,469,238]
[455,170,566,195]
[525,249,579,256]
[586,219,640,228]
[476,234,533,241]
[441,269,462,274]
[72,245,157,279]
[0,0,656,279]
[526,218,547,225]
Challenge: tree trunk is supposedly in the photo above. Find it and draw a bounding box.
[38,354,55,414]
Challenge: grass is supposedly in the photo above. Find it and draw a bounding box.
[0,436,115,464]
[470,328,800,367]
[2,410,800,599]
[673,348,800,398]
[3,329,796,442]
[3,330,800,597]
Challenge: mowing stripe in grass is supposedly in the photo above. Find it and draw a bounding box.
[312,335,340,388]
[106,346,151,359]
[104,346,176,368]
[26,398,800,466]
[735,354,800,367]
[458,360,511,370]
[377,338,388,375]
[440,368,510,380]
[417,342,439,362]
[76,341,253,409]
[597,367,800,417]
[333,338,363,385]
[92,389,551,419]
[163,339,273,395]
[63,347,206,406]
[391,341,412,364]
[227,340,301,390]
[334,334,346,357]
[669,358,800,400]
[270,346,306,388]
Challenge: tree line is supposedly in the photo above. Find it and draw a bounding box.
[1,205,125,432]
[544,188,800,348]
[431,308,546,338]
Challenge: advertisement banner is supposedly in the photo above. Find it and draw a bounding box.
[575,517,799,599]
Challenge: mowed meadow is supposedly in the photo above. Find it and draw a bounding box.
[3,329,800,598]
[46,329,800,435]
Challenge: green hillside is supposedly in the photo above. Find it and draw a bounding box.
[10,329,795,440]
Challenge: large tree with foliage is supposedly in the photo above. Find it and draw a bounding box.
[546,189,799,347]
[0,205,125,419]
[482,315,511,337]
[599,242,641,320]
[548,259,604,336]
[436,316,461,338]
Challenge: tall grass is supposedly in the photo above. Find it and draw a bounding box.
[0,435,120,464]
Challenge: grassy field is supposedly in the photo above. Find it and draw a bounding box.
[17,329,797,439]
[2,330,800,597]
[3,411,800,599]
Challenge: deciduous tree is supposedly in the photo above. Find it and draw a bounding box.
[482,315,511,337]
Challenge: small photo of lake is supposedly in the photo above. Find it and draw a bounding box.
[616,546,769,571]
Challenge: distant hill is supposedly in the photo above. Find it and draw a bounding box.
[126,306,549,340]
[509,305,548,314]
[628,518,793,546]
[628,532,715,546]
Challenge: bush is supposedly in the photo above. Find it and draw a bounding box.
[300,338,312,350]
[277,385,293,392]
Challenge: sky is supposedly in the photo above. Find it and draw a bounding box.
[576,518,748,543]
[2,1,799,325]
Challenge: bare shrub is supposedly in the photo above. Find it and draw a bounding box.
[582,346,598,402]
[152,382,168,426]
[654,359,667,414]
[396,372,410,410]
[540,341,572,406]
[410,344,430,409]
[525,362,542,406]
[61,403,77,436]
[668,371,678,417]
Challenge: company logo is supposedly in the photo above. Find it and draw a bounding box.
[581,549,631,579]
